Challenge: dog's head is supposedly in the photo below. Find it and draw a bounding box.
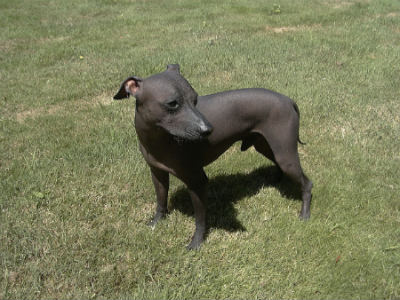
[114,64,213,141]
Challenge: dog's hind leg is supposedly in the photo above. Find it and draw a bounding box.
[274,147,312,219]
[248,133,283,182]
[277,154,312,219]
[255,131,312,219]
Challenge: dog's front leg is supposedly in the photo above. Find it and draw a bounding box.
[148,167,169,227]
[185,170,208,250]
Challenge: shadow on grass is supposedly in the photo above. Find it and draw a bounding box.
[169,166,302,234]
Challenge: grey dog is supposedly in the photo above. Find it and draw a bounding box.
[114,64,313,249]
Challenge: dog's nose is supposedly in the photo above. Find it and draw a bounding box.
[200,122,213,137]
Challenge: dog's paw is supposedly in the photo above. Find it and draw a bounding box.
[147,212,167,227]
[186,235,204,250]
[147,219,158,227]
[186,241,202,251]
[299,210,311,220]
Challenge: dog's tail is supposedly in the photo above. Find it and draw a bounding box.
[293,102,306,145]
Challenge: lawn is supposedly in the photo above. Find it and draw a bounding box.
[1,0,399,298]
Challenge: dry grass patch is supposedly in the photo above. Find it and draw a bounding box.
[323,0,357,9]
[265,24,322,34]
[15,92,114,123]
[386,12,400,17]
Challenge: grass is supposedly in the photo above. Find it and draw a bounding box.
[1,0,400,298]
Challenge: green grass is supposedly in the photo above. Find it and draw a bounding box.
[1,0,400,298]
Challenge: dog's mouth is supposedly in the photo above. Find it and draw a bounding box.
[164,126,211,144]
[160,119,213,144]
[171,131,209,144]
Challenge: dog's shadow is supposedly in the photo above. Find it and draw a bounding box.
[169,166,301,233]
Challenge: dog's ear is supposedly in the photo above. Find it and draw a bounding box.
[113,76,142,100]
[166,64,180,73]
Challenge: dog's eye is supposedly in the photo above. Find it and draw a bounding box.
[166,100,179,110]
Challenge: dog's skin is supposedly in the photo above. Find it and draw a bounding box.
[114,64,313,250]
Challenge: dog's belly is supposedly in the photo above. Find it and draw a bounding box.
[200,138,241,166]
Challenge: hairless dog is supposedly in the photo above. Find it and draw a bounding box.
[114,64,312,249]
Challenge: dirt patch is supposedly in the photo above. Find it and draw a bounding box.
[324,0,371,9]
[332,1,353,9]
[0,39,21,53]
[214,71,232,82]
[16,107,48,123]
[1,36,70,53]
[37,36,71,45]
[90,93,114,106]
[265,24,322,34]
[386,12,400,18]
[15,92,114,123]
